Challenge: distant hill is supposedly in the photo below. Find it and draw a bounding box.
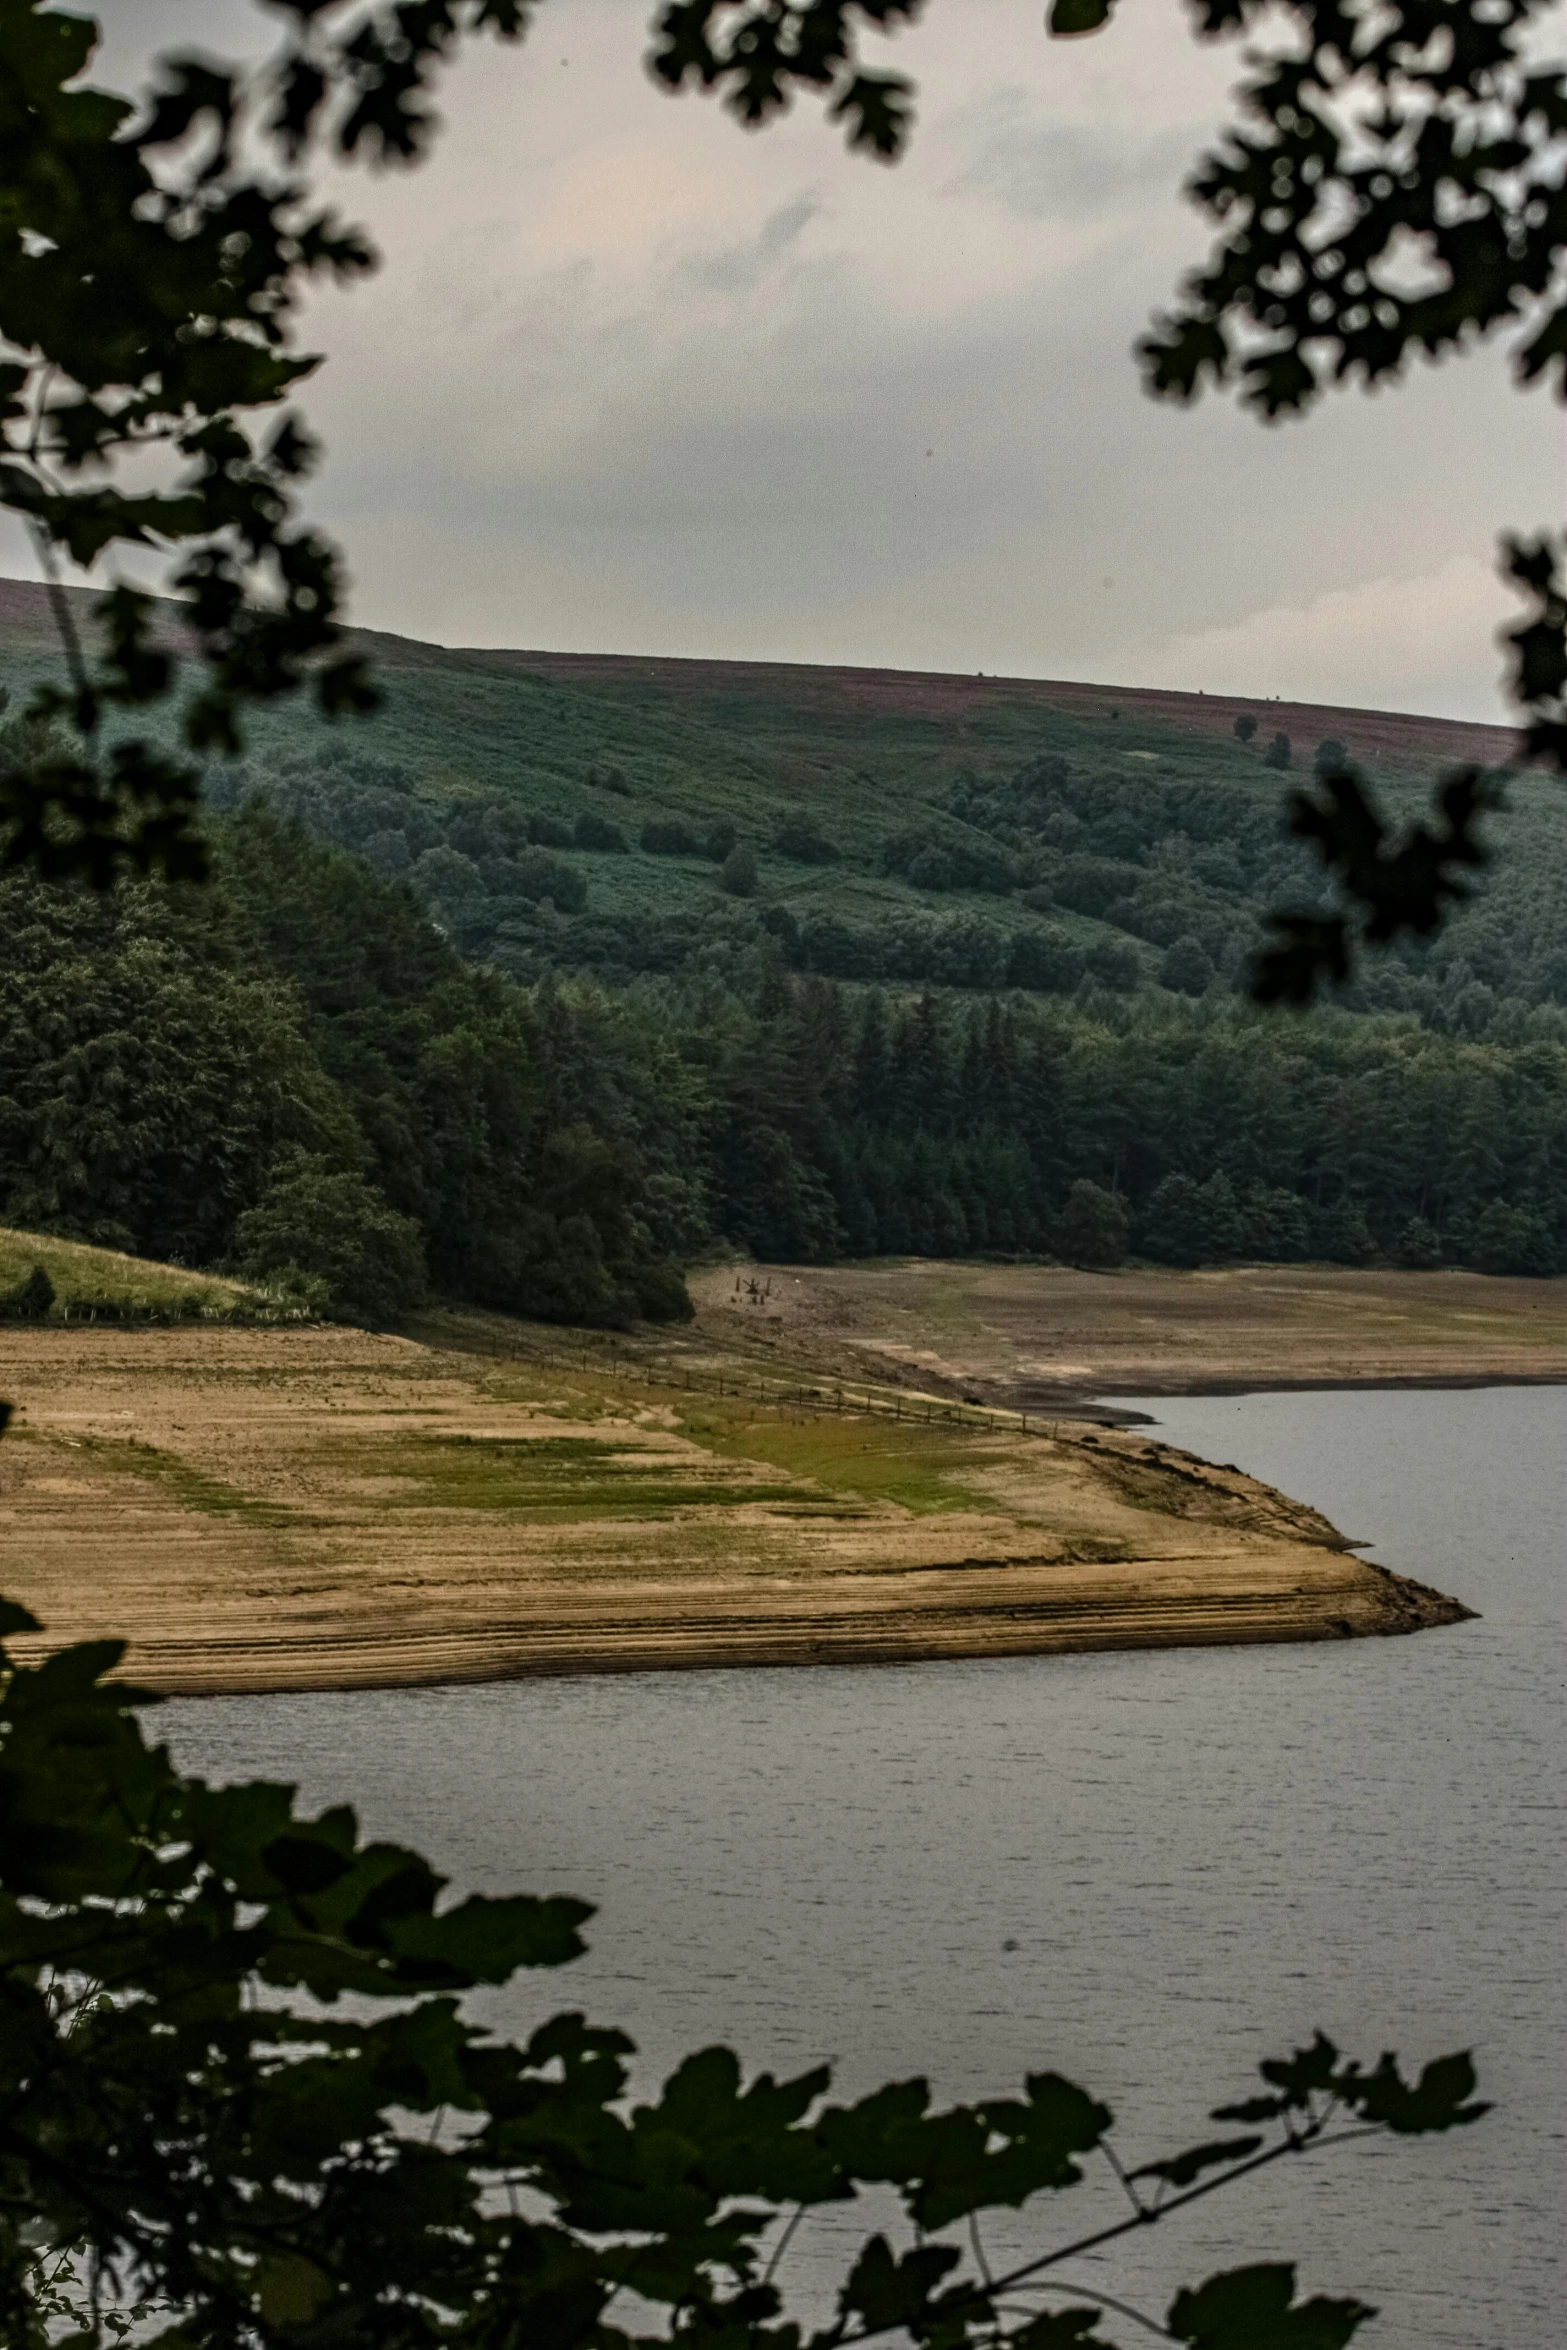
[1,571,1561,1016]
[0,568,1523,767]
[450,641,1522,779]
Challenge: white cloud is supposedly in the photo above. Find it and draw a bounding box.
[1136,557,1518,722]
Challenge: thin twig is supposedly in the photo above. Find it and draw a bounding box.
[1099,2139,1147,2222]
[831,2121,1389,2350]
[22,363,92,711]
[997,2281,1173,2341]
[30,523,91,708]
[763,2203,808,2288]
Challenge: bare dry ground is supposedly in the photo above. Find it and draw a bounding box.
[687,1261,1567,1408]
[0,1318,1465,1695]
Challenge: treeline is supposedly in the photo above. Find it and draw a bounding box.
[1,808,1562,1321]
[0,809,702,1326]
[694,982,1566,1275]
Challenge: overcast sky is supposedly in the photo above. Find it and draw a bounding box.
[13,0,1566,717]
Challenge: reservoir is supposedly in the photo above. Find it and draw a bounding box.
[165,1386,1564,2349]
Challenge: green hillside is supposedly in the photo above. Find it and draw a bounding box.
[1,577,1561,1019]
[0,583,1563,1311]
[218,628,1566,1021]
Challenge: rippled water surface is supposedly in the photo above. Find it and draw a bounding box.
[165,1387,1565,2349]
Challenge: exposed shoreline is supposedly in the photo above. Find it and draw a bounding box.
[0,1317,1483,1700]
[1073,1370,1567,1399]
[685,1261,1567,1419]
[1016,1369,1567,1429]
[140,1566,1473,1701]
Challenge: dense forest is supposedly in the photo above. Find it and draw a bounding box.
[1,787,1562,1320]
[0,807,701,1325]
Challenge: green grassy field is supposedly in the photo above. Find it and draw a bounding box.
[0,1225,294,1325]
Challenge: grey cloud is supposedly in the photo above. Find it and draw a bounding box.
[26,1,1538,718]
[677,194,824,294]
[951,102,1198,223]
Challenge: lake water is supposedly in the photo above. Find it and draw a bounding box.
[163,1386,1565,2349]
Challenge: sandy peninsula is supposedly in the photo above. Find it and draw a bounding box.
[0,1308,1472,1696]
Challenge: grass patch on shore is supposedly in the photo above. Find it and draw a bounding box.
[52,1433,293,1529]
[673,1403,1009,1516]
[330,1431,828,1520]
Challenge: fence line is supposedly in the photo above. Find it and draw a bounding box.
[474,1322,1053,1440]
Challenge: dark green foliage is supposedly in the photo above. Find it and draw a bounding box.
[513,846,588,911]
[1234,714,1258,744]
[0,0,527,873]
[1264,733,1292,772]
[1168,2266,1371,2350]
[1057,1180,1130,1268]
[1393,1214,1444,1269]
[1312,1199,1378,1266]
[1084,939,1141,990]
[573,811,627,851]
[233,1151,426,1324]
[1121,0,1567,992]
[642,818,705,856]
[0,809,696,1326]
[701,981,1566,1272]
[0,863,352,1264]
[1254,770,1498,1007]
[722,842,759,896]
[1141,1177,1314,1267]
[1142,1175,1236,1266]
[1242,1187,1312,1261]
[649,2,924,155]
[0,1264,52,1321]
[4,836,1561,1286]
[1315,739,1350,777]
[0,1583,1489,2349]
[704,817,739,861]
[1160,935,1215,996]
[1470,1198,1558,1274]
[1136,0,1567,420]
[1007,929,1089,993]
[880,827,1018,895]
[413,842,484,907]
[1,0,1562,1304]
[774,815,840,863]
[0,16,1529,2320]
[2,0,1564,995]
[206,682,1567,1027]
